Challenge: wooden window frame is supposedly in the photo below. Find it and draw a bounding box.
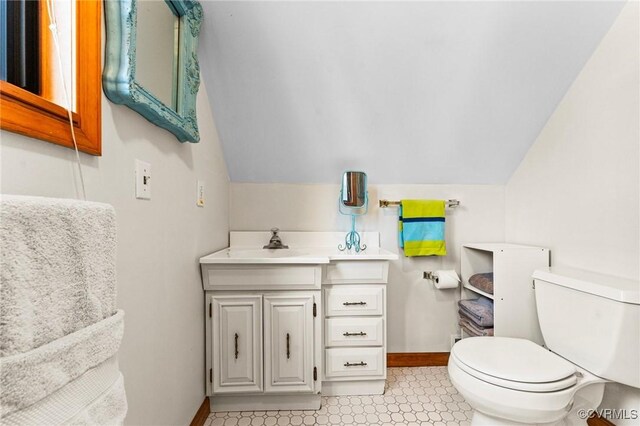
[0,0,101,155]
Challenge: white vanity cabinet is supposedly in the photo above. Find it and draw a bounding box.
[200,231,397,411]
[203,265,323,412]
[322,260,389,396]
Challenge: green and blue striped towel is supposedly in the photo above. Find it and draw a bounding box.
[398,200,447,256]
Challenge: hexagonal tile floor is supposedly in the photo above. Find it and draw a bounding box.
[205,366,473,426]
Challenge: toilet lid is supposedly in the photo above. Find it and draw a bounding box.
[452,337,577,387]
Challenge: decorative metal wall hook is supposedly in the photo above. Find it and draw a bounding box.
[338,215,367,252]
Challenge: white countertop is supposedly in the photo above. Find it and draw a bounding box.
[200,231,398,264]
[199,246,398,264]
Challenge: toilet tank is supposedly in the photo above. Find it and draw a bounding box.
[533,267,640,388]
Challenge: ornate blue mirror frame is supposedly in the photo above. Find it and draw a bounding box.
[103,0,203,143]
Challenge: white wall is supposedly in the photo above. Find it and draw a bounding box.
[0,82,229,424]
[201,1,625,184]
[505,1,639,421]
[1,1,637,422]
[231,183,505,351]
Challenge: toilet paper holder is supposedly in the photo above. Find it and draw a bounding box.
[423,271,438,281]
[423,270,461,287]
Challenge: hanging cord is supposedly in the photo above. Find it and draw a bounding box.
[44,0,87,200]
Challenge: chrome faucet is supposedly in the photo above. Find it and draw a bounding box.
[263,228,289,249]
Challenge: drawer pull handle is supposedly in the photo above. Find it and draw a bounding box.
[344,361,368,367]
[286,333,291,359]
[234,333,239,359]
[343,331,367,337]
[343,301,367,306]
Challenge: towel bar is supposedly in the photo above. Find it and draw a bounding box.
[379,199,460,208]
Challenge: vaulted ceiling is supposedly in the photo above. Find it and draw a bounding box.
[199,1,625,184]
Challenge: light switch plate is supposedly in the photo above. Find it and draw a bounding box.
[196,180,205,207]
[135,160,151,200]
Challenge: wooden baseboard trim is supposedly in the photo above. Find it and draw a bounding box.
[587,415,616,426]
[387,352,450,367]
[190,397,210,426]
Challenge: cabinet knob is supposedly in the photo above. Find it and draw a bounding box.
[343,301,367,306]
[343,331,367,337]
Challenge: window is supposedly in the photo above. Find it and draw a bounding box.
[0,0,101,155]
[1,0,41,95]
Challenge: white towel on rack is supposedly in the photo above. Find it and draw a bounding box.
[0,194,126,424]
[0,195,117,356]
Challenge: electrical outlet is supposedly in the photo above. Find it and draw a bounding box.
[451,334,461,349]
[135,160,151,200]
[196,180,205,207]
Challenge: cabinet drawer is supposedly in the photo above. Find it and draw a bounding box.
[325,318,383,347]
[325,348,385,379]
[204,265,321,291]
[325,287,384,317]
[323,261,388,284]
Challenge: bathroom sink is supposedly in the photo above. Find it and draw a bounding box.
[227,249,308,259]
[199,248,329,264]
[199,233,398,265]
[200,245,397,264]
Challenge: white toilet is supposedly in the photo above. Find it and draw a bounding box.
[448,266,640,425]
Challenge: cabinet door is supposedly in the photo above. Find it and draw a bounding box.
[211,295,262,394]
[264,294,316,393]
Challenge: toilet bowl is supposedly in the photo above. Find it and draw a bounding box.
[448,337,606,425]
[448,267,640,426]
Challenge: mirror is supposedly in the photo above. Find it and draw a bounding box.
[338,171,368,252]
[135,0,178,110]
[341,171,368,209]
[103,0,203,143]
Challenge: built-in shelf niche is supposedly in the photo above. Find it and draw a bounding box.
[460,243,550,344]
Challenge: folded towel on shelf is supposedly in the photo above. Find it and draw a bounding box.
[459,316,494,337]
[0,310,125,417]
[468,272,494,295]
[0,195,117,357]
[398,200,447,256]
[458,309,494,336]
[458,297,494,327]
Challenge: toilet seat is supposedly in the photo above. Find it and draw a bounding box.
[451,337,578,392]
